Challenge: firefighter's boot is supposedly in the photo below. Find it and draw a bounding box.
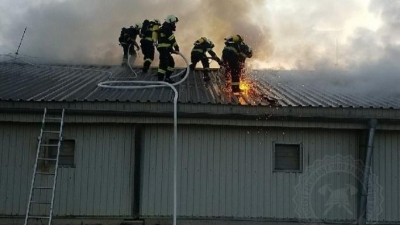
[121,57,127,66]
[143,60,151,73]
[232,83,241,94]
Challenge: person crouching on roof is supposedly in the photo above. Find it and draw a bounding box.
[190,37,222,82]
[156,15,180,83]
[222,34,252,94]
[140,19,161,73]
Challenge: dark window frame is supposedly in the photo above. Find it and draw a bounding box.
[272,142,303,173]
[48,139,76,168]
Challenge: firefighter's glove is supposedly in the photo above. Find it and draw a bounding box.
[174,45,180,52]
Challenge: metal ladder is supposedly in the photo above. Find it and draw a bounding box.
[24,108,65,225]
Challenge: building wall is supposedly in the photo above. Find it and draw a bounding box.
[140,125,360,221]
[0,122,135,216]
[370,130,400,222]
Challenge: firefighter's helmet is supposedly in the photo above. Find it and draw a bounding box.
[153,19,160,25]
[165,15,179,23]
[232,34,243,43]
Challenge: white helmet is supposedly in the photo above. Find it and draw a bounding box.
[165,15,179,23]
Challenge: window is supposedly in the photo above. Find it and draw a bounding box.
[273,143,302,172]
[48,139,75,167]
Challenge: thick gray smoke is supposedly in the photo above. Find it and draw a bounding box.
[0,0,197,65]
[0,0,270,66]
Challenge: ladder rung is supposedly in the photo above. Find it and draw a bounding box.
[28,216,50,219]
[37,157,57,161]
[36,172,55,175]
[43,130,60,134]
[40,144,58,147]
[30,201,51,204]
[33,186,53,189]
[46,117,62,120]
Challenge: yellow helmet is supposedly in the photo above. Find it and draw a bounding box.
[232,34,243,43]
[201,37,209,43]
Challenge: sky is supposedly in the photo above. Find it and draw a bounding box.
[0,0,399,96]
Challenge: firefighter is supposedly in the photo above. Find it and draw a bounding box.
[156,15,180,83]
[119,24,141,66]
[140,19,161,73]
[127,24,141,58]
[222,34,252,93]
[118,27,129,66]
[190,37,222,82]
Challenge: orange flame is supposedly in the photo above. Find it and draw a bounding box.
[239,81,251,92]
[239,77,254,98]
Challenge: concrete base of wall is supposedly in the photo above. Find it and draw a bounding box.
[1,217,397,225]
[143,218,355,225]
[0,217,143,225]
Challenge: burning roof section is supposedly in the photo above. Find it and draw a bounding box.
[0,62,399,109]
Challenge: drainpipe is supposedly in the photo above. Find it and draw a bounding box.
[358,119,377,225]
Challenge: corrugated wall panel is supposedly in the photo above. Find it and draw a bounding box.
[370,131,400,222]
[0,123,37,215]
[141,125,359,221]
[52,124,134,216]
[0,122,134,216]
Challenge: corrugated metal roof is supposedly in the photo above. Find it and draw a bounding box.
[0,62,399,109]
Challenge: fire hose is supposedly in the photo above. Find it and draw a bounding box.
[98,51,189,225]
[3,49,188,225]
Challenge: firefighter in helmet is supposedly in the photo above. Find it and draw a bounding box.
[222,34,252,94]
[156,15,180,83]
[140,19,161,73]
[118,27,128,65]
[190,37,222,82]
[119,24,141,66]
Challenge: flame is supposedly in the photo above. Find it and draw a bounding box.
[239,77,254,99]
[239,80,251,92]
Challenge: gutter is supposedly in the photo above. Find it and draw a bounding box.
[358,119,377,225]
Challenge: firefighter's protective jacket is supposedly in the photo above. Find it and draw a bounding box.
[157,22,179,52]
[191,38,218,58]
[224,38,252,61]
[126,27,140,44]
[119,28,128,45]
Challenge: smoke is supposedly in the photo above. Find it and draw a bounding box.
[0,0,272,66]
[184,0,273,63]
[1,0,399,97]
[0,0,196,65]
[1,0,395,68]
